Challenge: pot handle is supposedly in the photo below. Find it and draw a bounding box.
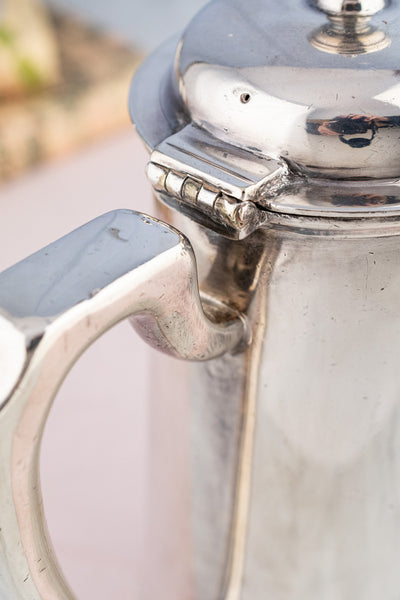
[0,209,248,600]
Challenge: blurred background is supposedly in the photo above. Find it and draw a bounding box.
[0,0,207,181]
[0,1,207,598]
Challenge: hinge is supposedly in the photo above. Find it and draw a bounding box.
[146,124,290,239]
[147,162,269,239]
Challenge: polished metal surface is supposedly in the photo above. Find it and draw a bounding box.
[128,1,400,598]
[4,0,400,599]
[309,15,390,55]
[239,227,400,600]
[310,0,389,16]
[143,203,272,600]
[0,209,247,600]
[130,0,400,223]
[308,0,391,57]
[147,124,289,237]
[177,0,399,179]
[148,201,400,600]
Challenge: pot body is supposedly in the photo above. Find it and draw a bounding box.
[146,198,400,600]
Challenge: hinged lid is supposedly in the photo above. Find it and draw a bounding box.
[130,0,400,237]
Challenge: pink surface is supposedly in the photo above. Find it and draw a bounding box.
[0,131,172,598]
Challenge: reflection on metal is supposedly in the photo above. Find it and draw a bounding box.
[238,226,400,600]
[152,198,400,600]
[309,0,389,17]
[4,0,400,598]
[128,1,400,598]
[0,209,248,600]
[309,0,390,54]
[266,177,400,219]
[147,124,289,238]
[309,13,390,55]
[131,0,400,185]
[147,161,270,240]
[222,270,268,600]
[155,204,281,600]
[306,114,400,148]
[310,21,390,55]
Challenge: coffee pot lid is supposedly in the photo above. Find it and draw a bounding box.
[176,0,400,179]
[130,0,400,235]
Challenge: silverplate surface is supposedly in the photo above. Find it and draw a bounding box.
[3,0,400,598]
[130,1,400,598]
[0,210,247,600]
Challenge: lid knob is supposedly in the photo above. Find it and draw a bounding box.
[309,0,391,54]
[310,0,388,16]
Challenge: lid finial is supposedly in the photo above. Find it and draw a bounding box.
[309,0,391,54]
[310,0,389,16]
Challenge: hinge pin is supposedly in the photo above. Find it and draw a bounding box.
[146,161,268,239]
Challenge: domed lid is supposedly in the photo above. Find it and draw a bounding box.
[130,0,400,237]
[177,0,399,179]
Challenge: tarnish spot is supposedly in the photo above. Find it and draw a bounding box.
[109,227,129,242]
[140,216,154,225]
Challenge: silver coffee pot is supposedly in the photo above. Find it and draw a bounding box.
[2,0,400,598]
